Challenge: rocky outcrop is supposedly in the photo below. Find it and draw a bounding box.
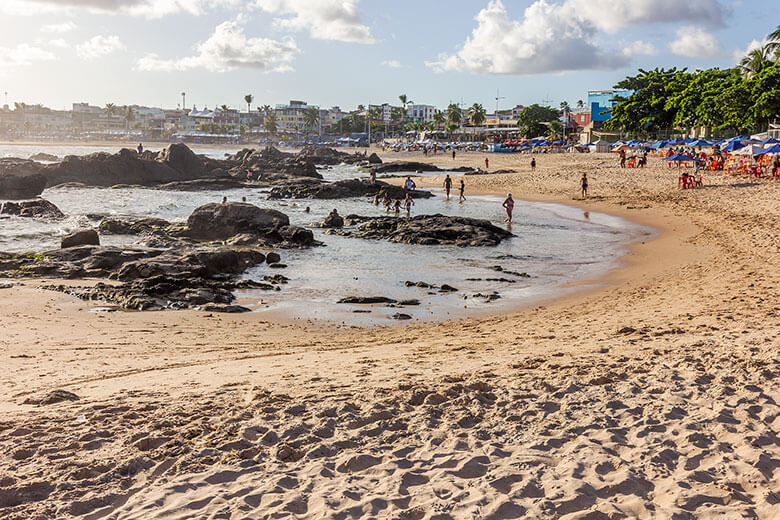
[320,211,344,228]
[368,153,382,164]
[43,148,198,188]
[372,161,442,174]
[187,203,290,241]
[61,229,99,249]
[333,214,514,246]
[0,159,48,199]
[155,143,206,177]
[297,146,367,165]
[0,245,280,311]
[99,203,315,248]
[268,178,433,200]
[0,198,64,219]
[29,152,59,162]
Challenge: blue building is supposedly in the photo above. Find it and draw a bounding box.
[588,90,632,122]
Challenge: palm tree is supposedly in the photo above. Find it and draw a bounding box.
[220,104,229,112]
[264,112,277,135]
[303,107,320,133]
[444,121,458,139]
[560,101,570,112]
[467,103,486,127]
[766,24,780,55]
[356,104,365,113]
[576,99,585,110]
[446,103,462,125]
[244,94,253,115]
[433,110,445,128]
[399,94,412,109]
[258,104,272,115]
[105,103,118,117]
[739,45,773,77]
[123,105,135,130]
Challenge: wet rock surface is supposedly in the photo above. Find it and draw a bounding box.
[61,230,99,249]
[29,152,60,162]
[187,203,290,241]
[0,158,48,199]
[333,214,514,246]
[0,199,64,219]
[268,178,433,200]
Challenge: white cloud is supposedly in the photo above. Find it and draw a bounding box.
[41,21,77,33]
[1,0,242,18]
[381,59,401,68]
[564,0,726,33]
[76,35,125,59]
[136,20,299,72]
[622,40,659,57]
[426,0,628,75]
[0,43,56,68]
[669,26,721,58]
[253,0,375,44]
[48,39,71,48]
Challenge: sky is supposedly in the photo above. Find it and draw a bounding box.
[0,0,775,112]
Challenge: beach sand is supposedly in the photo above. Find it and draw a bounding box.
[1,151,778,519]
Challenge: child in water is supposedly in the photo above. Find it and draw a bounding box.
[404,193,414,213]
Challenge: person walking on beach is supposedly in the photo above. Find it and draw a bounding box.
[530,158,536,172]
[581,173,588,199]
[485,157,489,171]
[502,193,514,222]
[404,193,414,214]
[443,174,452,199]
[452,150,456,160]
[459,179,466,202]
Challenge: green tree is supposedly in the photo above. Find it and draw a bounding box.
[303,107,320,133]
[123,105,135,130]
[576,99,585,109]
[399,94,411,109]
[433,109,445,127]
[605,67,685,136]
[444,121,458,139]
[739,46,773,77]
[766,24,780,55]
[104,103,118,117]
[446,103,462,125]
[264,112,277,135]
[560,101,570,112]
[244,94,253,115]
[467,103,486,126]
[517,104,560,137]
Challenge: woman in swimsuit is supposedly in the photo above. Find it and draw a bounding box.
[502,193,514,222]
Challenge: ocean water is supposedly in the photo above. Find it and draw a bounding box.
[0,144,653,325]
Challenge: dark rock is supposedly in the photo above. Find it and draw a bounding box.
[155,142,206,177]
[99,217,174,235]
[372,161,442,174]
[439,284,459,293]
[321,211,344,228]
[29,152,59,162]
[338,296,397,304]
[155,178,254,191]
[0,199,64,219]
[367,153,382,164]
[0,158,48,199]
[297,146,367,166]
[404,280,435,288]
[266,252,281,264]
[62,229,99,249]
[392,313,412,320]
[269,178,433,200]
[398,299,421,306]
[24,389,79,405]
[333,214,514,246]
[44,148,200,188]
[268,263,287,269]
[199,304,252,313]
[187,202,289,241]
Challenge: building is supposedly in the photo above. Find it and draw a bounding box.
[407,104,435,123]
[274,100,319,134]
[587,90,631,122]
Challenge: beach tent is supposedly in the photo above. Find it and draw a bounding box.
[760,138,780,145]
[648,141,666,149]
[592,139,611,153]
[689,139,711,147]
[732,144,765,156]
[757,144,780,154]
[614,144,633,152]
[662,154,695,162]
[721,141,745,152]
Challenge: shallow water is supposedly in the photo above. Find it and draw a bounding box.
[0,146,653,324]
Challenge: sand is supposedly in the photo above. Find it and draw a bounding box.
[1,151,778,519]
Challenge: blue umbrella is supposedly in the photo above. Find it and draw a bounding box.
[757,144,780,154]
[689,139,711,147]
[721,141,745,152]
[761,138,780,145]
[649,141,666,149]
[662,154,696,161]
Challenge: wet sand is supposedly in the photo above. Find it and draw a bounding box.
[1,151,778,518]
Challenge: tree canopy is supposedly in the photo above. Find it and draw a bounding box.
[516,104,560,137]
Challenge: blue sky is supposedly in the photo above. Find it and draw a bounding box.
[0,0,775,112]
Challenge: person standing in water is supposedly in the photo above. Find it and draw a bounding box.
[404,193,414,213]
[443,174,452,199]
[369,168,377,184]
[502,193,514,222]
[581,173,588,199]
[459,179,466,202]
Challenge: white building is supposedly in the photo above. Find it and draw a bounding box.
[407,104,435,123]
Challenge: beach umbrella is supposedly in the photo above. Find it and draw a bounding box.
[721,141,745,152]
[662,154,696,161]
[760,138,780,145]
[732,144,766,156]
[689,139,711,147]
[757,144,780,154]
